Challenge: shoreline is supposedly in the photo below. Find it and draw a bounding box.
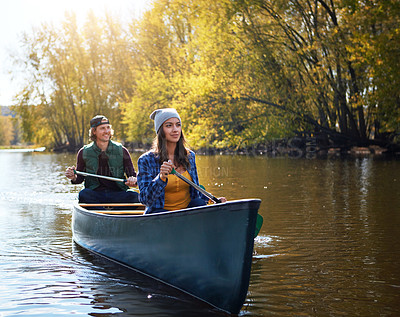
[126,143,400,159]
[8,138,399,159]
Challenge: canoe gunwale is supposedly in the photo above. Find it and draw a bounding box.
[74,198,259,218]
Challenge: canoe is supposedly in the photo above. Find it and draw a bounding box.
[72,198,261,314]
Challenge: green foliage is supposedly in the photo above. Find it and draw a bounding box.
[10,0,400,151]
[344,0,400,135]
[121,69,175,143]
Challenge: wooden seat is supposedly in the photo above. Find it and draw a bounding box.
[79,203,146,215]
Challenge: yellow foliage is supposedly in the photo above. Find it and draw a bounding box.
[10,0,400,150]
[0,116,14,145]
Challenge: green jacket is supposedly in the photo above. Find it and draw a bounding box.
[82,140,128,191]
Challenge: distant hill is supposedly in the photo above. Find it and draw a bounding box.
[1,106,15,117]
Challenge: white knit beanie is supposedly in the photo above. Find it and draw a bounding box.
[150,108,181,133]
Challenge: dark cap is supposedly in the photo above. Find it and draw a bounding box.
[90,115,109,128]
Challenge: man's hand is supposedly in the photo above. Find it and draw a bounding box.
[125,176,137,187]
[65,166,77,181]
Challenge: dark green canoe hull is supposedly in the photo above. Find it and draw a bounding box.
[72,199,261,314]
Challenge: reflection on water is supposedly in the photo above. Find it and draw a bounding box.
[1,152,399,316]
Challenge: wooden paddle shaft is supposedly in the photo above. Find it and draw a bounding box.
[171,169,221,204]
[75,170,125,182]
[74,170,139,192]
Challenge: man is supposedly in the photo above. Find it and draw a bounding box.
[65,115,139,203]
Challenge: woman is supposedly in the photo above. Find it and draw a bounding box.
[137,108,226,214]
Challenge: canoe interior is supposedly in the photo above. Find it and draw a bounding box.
[72,199,261,314]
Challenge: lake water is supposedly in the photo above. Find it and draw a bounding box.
[0,151,399,316]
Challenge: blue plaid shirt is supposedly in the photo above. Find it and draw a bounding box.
[137,150,206,213]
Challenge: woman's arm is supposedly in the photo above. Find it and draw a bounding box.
[137,153,167,207]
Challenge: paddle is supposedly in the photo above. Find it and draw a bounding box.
[171,168,263,237]
[254,213,263,237]
[171,168,221,203]
[74,170,139,191]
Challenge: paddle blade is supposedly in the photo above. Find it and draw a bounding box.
[254,213,263,238]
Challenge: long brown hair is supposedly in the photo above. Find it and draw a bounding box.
[152,128,190,170]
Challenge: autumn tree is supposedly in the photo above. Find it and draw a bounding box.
[13,11,136,150]
[11,0,399,152]
[222,0,400,146]
[0,116,14,146]
[121,0,281,149]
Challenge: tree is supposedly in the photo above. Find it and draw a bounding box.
[13,11,136,150]
[11,0,400,152]
[226,0,400,146]
[343,0,400,141]
[0,116,14,146]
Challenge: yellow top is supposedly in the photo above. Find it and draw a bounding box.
[164,170,191,211]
